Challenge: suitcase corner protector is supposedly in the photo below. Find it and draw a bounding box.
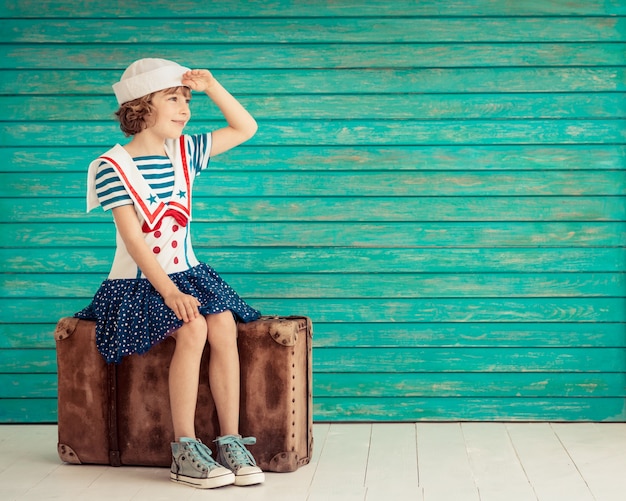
[57,443,82,464]
[268,451,299,472]
[54,317,80,341]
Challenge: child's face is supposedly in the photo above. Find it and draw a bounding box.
[145,87,191,139]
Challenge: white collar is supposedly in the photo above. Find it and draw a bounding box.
[86,137,191,230]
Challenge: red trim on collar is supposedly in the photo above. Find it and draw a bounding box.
[100,155,166,226]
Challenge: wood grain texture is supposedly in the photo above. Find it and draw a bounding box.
[6,94,626,120]
[1,0,624,422]
[4,171,626,199]
[2,0,625,17]
[3,298,625,324]
[3,145,625,172]
[5,17,626,43]
[3,196,626,223]
[3,68,624,95]
[5,43,626,69]
[3,120,625,147]
[3,272,625,298]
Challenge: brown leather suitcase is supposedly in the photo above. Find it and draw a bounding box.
[55,315,313,472]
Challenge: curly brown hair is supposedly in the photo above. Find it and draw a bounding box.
[115,86,191,136]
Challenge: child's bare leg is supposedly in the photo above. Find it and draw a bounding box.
[206,311,240,436]
[206,311,265,485]
[169,315,208,439]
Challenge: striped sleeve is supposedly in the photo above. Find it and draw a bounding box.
[94,161,133,211]
[185,133,212,176]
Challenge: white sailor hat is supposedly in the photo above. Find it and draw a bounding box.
[112,58,191,105]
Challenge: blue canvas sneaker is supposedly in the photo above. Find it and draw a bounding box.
[214,435,265,486]
[170,437,235,489]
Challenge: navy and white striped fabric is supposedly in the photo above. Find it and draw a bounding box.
[94,133,211,211]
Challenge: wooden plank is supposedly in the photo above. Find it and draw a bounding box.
[4,346,624,373]
[3,272,624,299]
[6,17,625,43]
[7,371,623,402]
[4,195,625,223]
[4,119,625,147]
[6,93,626,121]
[6,442,122,501]
[2,0,625,17]
[0,425,66,499]
[5,396,625,423]
[2,320,625,350]
[0,374,57,398]
[5,171,626,198]
[0,423,624,496]
[461,423,536,501]
[417,423,479,501]
[2,68,624,95]
[552,423,626,501]
[272,422,329,497]
[0,323,57,348]
[5,422,318,499]
[4,43,625,69]
[307,423,370,501]
[314,373,626,398]
[3,297,625,323]
[6,221,625,248]
[365,423,422,500]
[308,322,626,348]
[3,320,626,350]
[3,145,624,173]
[0,399,57,423]
[186,196,626,222]
[3,248,625,274]
[0,349,58,373]
[312,347,626,373]
[1,0,624,427]
[506,423,595,501]
[313,397,626,421]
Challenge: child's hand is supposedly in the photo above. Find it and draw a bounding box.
[164,290,201,323]
[181,69,216,92]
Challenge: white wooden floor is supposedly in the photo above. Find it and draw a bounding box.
[1,423,625,501]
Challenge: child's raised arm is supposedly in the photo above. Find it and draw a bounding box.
[182,69,257,156]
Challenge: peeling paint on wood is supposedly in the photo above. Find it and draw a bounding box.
[1,1,624,422]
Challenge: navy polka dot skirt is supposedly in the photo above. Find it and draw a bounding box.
[74,263,261,364]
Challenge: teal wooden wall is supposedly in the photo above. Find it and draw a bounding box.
[1,0,625,422]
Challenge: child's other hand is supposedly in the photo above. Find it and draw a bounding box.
[164,290,201,322]
[182,69,216,92]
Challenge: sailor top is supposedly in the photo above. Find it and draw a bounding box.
[87,133,212,280]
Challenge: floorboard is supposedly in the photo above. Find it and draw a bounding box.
[1,423,625,501]
[506,423,594,501]
[552,423,626,501]
[365,423,422,501]
[462,423,536,501]
[307,423,370,501]
[417,423,479,501]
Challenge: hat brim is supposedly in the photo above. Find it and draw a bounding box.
[113,64,191,105]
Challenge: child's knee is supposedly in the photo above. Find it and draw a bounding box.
[206,311,237,345]
[172,315,208,350]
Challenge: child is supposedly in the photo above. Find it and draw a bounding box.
[74,58,264,489]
